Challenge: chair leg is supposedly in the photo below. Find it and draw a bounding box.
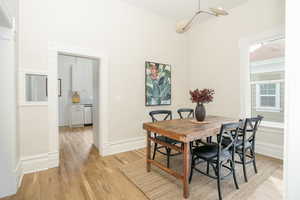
[190,142,193,155]
[189,158,195,183]
[206,161,210,175]
[251,148,258,174]
[207,136,212,143]
[242,151,248,182]
[152,143,158,160]
[217,162,223,200]
[166,147,171,168]
[231,160,239,190]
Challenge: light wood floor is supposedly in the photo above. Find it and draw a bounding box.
[2,127,283,200]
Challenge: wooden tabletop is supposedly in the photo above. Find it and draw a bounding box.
[143,115,237,143]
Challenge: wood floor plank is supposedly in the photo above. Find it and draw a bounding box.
[2,127,147,200]
[1,126,282,200]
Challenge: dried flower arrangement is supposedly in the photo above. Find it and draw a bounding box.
[189,88,215,105]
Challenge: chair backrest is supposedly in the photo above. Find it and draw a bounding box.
[217,122,242,157]
[177,108,194,119]
[240,115,264,146]
[149,110,172,122]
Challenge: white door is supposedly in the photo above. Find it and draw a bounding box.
[92,60,100,148]
[58,55,76,126]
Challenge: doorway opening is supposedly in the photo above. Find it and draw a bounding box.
[57,54,99,154]
[240,35,285,198]
[48,44,109,168]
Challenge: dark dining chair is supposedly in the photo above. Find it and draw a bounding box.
[149,110,182,168]
[177,108,197,150]
[177,108,212,147]
[231,115,263,182]
[189,122,242,200]
[177,108,194,119]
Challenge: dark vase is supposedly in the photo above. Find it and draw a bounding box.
[195,103,206,121]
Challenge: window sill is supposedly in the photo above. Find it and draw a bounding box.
[19,102,48,107]
[261,121,284,129]
[255,107,282,112]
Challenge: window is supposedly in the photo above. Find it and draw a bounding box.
[255,82,280,112]
[248,37,285,127]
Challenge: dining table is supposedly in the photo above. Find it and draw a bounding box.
[143,115,236,199]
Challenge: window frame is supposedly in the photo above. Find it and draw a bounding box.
[255,81,281,112]
[239,30,284,129]
[19,69,49,106]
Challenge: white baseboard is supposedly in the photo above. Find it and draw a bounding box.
[256,141,283,160]
[12,151,59,190]
[0,161,24,198]
[21,154,49,174]
[48,151,59,168]
[101,136,146,156]
[21,151,59,174]
[100,137,284,160]
[15,160,23,188]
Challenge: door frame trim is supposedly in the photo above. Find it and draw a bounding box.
[48,43,110,161]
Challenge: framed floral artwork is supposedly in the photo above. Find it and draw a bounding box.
[145,61,171,106]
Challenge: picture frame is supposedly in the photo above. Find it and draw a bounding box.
[145,61,171,106]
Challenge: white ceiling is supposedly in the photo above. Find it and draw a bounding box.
[122,0,248,21]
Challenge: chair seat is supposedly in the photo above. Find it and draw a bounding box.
[156,136,180,144]
[193,144,231,161]
[236,141,252,151]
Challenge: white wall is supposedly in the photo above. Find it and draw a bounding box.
[285,0,300,198]
[0,27,18,197]
[0,0,18,28]
[0,1,11,27]
[1,0,19,169]
[1,0,17,18]
[0,0,20,198]
[187,0,285,158]
[18,0,188,161]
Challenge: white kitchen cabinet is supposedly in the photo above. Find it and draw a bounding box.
[70,105,84,127]
[84,106,93,125]
[71,63,82,92]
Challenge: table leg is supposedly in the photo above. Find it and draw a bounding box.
[146,131,151,172]
[183,142,190,199]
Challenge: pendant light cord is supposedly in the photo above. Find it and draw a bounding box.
[198,0,200,11]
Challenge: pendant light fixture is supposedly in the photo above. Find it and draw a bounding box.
[176,0,229,33]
